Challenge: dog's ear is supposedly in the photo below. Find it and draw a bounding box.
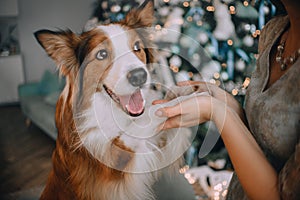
[34,29,80,75]
[124,0,154,28]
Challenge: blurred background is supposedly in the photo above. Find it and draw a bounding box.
[0,0,281,199]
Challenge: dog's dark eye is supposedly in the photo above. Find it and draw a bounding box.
[96,49,108,60]
[133,41,141,51]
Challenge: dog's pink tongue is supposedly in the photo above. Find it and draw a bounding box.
[119,89,145,116]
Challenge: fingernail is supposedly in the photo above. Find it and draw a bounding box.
[155,109,163,117]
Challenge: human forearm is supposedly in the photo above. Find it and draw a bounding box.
[211,99,279,200]
[155,89,280,199]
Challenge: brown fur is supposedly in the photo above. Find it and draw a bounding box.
[36,1,156,199]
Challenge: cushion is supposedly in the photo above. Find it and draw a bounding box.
[38,70,64,95]
[44,91,61,106]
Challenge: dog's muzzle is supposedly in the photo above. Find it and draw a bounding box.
[103,67,148,117]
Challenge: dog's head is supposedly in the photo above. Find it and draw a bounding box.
[35,0,155,117]
[35,0,157,168]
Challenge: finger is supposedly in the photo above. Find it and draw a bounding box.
[159,115,182,130]
[177,81,201,86]
[155,105,181,118]
[152,99,169,105]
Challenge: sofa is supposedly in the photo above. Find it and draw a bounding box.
[18,70,64,139]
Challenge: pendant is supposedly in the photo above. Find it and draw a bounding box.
[280,63,287,71]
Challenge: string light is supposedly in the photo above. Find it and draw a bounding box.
[227,39,233,46]
[252,29,261,38]
[187,16,193,22]
[232,88,239,96]
[243,77,251,88]
[184,173,191,179]
[196,20,203,26]
[170,65,179,73]
[183,1,189,7]
[184,173,197,184]
[155,24,162,30]
[229,6,236,14]
[206,6,215,12]
[243,1,249,6]
[214,72,220,79]
[210,79,216,84]
[179,165,189,174]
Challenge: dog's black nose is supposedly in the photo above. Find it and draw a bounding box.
[127,68,147,87]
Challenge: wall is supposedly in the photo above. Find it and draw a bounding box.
[0,0,18,17]
[17,0,95,82]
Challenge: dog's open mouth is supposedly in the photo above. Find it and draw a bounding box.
[104,85,145,117]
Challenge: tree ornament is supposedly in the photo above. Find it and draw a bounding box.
[212,0,235,41]
[157,7,184,43]
[111,4,121,13]
[205,44,217,57]
[221,71,229,81]
[242,35,254,47]
[263,5,270,15]
[101,1,108,9]
[235,59,246,72]
[198,32,209,45]
[170,55,182,67]
[176,70,191,82]
[235,1,259,19]
[191,53,201,68]
[158,6,170,16]
[201,60,221,81]
[180,35,192,48]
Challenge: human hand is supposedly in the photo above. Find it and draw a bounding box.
[155,93,213,130]
[157,81,245,123]
[153,81,246,130]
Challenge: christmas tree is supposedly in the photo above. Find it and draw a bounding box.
[151,0,277,169]
[90,0,277,169]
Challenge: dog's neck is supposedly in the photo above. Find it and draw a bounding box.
[40,93,159,200]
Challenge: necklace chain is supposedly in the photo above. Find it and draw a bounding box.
[276,35,300,71]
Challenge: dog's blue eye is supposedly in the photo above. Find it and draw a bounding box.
[133,41,141,51]
[96,49,108,60]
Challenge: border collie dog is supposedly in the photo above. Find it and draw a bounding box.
[35,1,190,199]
